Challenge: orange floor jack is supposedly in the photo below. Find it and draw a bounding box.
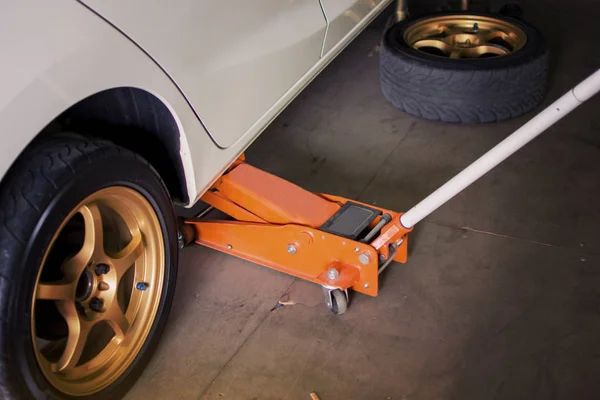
[185,157,411,314]
[184,70,600,314]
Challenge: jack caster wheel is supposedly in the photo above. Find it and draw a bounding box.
[323,288,349,315]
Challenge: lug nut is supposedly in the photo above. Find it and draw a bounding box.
[89,297,104,312]
[177,231,185,249]
[98,282,110,291]
[94,263,110,276]
[136,282,148,291]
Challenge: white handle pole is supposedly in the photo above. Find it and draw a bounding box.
[400,69,600,229]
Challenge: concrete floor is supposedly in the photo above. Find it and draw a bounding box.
[128,1,600,399]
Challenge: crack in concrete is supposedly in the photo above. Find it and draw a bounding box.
[423,220,600,256]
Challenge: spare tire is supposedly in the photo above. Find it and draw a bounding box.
[380,12,549,123]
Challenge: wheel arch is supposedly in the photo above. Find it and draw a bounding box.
[0,0,209,208]
[49,87,189,204]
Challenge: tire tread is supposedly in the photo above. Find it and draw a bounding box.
[380,26,549,124]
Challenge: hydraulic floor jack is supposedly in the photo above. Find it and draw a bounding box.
[184,69,600,315]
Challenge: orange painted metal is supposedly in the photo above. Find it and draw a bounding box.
[319,193,411,263]
[211,163,340,227]
[371,213,411,262]
[227,153,246,172]
[188,220,380,296]
[191,162,412,298]
[201,190,266,223]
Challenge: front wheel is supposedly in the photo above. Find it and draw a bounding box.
[0,136,178,399]
[380,12,549,123]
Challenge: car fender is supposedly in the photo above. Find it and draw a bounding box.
[0,0,229,204]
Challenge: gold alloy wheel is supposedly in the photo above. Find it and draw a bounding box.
[404,15,527,59]
[31,187,165,396]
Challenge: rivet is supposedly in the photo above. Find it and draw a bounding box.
[359,253,370,265]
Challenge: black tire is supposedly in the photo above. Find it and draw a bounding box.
[380,12,549,123]
[0,135,178,399]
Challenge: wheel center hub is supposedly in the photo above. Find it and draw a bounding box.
[75,269,94,301]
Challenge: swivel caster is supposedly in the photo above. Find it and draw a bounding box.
[322,287,349,315]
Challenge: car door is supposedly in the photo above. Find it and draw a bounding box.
[320,0,387,55]
[80,0,327,148]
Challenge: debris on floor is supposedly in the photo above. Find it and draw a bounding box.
[270,300,296,312]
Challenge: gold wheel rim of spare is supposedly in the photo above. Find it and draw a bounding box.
[404,15,527,59]
[31,186,165,396]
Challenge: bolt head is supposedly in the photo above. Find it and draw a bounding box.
[359,253,371,265]
[327,268,340,280]
[136,282,148,291]
[89,297,104,312]
[94,263,110,276]
[227,244,233,250]
[287,244,297,254]
[177,231,185,249]
[364,283,369,289]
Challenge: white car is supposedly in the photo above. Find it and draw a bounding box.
[0,1,549,398]
[0,1,393,399]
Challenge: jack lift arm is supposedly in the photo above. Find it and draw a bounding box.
[184,69,600,315]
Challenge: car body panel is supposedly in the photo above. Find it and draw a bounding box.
[80,0,327,149]
[0,0,206,199]
[0,0,391,208]
[320,0,387,55]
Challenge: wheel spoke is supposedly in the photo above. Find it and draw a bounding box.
[413,39,450,52]
[53,302,92,372]
[463,45,508,58]
[105,303,130,341]
[482,28,507,42]
[111,232,143,279]
[62,203,105,279]
[61,251,91,281]
[36,281,75,301]
[81,202,105,252]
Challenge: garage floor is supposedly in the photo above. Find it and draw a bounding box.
[127,1,600,399]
